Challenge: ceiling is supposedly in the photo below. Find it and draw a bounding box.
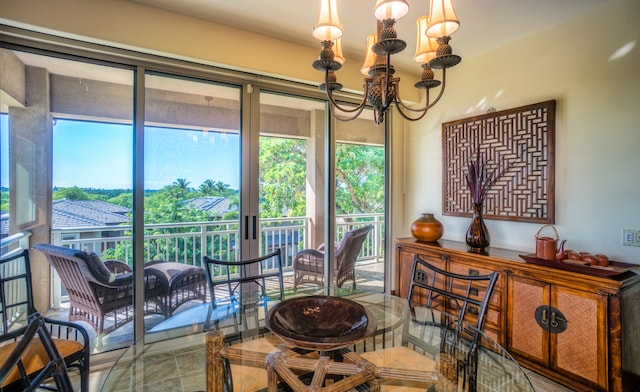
[131,0,613,73]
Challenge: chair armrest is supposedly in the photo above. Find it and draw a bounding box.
[316,242,340,252]
[293,249,325,271]
[103,260,132,274]
[41,315,91,348]
[294,248,325,261]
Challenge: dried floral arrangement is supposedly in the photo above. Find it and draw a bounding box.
[465,150,508,205]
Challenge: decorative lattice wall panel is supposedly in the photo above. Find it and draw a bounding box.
[442,100,556,223]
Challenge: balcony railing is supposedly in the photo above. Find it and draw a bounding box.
[51,214,385,272]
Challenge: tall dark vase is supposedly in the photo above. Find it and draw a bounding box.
[466,203,490,253]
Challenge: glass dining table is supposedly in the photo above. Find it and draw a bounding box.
[100,290,534,392]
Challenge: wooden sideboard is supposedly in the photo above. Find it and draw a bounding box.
[395,238,640,392]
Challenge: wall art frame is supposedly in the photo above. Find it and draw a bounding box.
[442,100,556,223]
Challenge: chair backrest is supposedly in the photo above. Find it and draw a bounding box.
[203,249,284,332]
[335,225,372,273]
[0,250,36,340]
[407,254,498,353]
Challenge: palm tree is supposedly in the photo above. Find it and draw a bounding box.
[172,178,191,198]
[213,181,231,196]
[199,179,216,196]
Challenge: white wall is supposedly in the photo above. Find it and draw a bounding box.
[405,0,640,262]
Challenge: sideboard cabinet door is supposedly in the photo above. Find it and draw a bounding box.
[507,274,608,391]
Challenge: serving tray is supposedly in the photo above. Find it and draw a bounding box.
[519,254,639,278]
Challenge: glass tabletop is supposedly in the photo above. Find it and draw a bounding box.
[100,290,533,391]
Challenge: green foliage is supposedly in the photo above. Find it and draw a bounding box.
[259,138,307,218]
[107,193,133,208]
[53,186,93,200]
[0,189,8,211]
[258,137,385,218]
[335,144,385,214]
[199,180,234,197]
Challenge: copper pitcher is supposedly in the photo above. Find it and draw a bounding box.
[535,225,566,261]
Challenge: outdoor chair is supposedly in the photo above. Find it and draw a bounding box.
[0,249,90,391]
[32,243,206,335]
[360,254,498,391]
[293,225,372,290]
[202,249,284,332]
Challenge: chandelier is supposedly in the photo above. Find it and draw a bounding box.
[312,0,462,125]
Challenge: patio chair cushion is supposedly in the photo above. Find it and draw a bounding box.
[144,261,207,316]
[74,250,116,283]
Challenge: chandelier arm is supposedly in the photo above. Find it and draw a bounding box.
[423,68,449,110]
[394,84,430,113]
[394,67,450,117]
[393,90,431,122]
[323,71,370,114]
[331,104,369,122]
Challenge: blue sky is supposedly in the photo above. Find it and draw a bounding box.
[1,116,240,190]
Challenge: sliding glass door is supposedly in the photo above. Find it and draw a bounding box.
[143,73,242,337]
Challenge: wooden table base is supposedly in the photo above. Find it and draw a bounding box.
[206,330,440,392]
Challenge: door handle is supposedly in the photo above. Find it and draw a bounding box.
[550,311,567,332]
[535,306,567,333]
[535,306,549,328]
[252,215,257,240]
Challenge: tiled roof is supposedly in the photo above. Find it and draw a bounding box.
[183,197,236,216]
[52,199,131,228]
[2,197,236,235]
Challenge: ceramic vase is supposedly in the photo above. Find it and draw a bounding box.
[466,203,490,253]
[411,213,444,242]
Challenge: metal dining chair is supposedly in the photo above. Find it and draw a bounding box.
[202,249,285,334]
[0,249,90,392]
[202,249,286,391]
[406,254,498,391]
[360,254,498,391]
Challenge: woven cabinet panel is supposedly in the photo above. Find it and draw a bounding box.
[555,289,599,383]
[510,278,546,361]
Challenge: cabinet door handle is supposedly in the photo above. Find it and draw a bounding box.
[541,308,549,325]
[551,311,567,328]
[535,306,550,328]
[468,268,479,276]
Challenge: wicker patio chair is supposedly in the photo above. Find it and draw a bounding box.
[293,225,372,290]
[33,244,176,335]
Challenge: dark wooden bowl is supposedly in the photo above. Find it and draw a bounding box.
[265,295,377,351]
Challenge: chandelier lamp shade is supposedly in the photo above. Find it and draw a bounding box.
[312,0,462,125]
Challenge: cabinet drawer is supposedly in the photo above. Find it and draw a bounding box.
[449,263,502,308]
[460,305,501,330]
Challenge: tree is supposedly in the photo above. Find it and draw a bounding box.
[53,186,92,200]
[172,178,191,198]
[335,144,384,214]
[258,137,384,218]
[259,138,306,218]
[199,179,216,196]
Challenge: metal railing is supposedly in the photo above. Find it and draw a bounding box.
[1,231,32,328]
[51,214,385,273]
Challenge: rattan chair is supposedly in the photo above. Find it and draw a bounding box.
[0,250,90,391]
[33,244,170,335]
[293,225,372,290]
